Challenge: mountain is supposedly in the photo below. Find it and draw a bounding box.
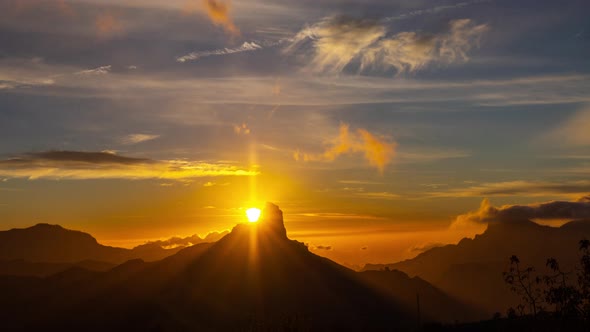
[364,219,590,315]
[0,203,479,331]
[0,223,221,267]
[0,259,115,277]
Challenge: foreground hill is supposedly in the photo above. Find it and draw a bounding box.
[0,259,116,277]
[364,219,590,314]
[0,204,479,331]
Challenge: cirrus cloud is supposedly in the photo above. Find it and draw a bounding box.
[427,180,590,198]
[120,134,160,145]
[285,16,489,75]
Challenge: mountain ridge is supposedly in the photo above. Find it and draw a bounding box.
[363,218,590,314]
[0,203,481,331]
[0,223,227,266]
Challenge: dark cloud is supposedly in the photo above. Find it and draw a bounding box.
[453,196,590,226]
[7,151,150,165]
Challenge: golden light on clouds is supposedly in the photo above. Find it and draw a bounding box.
[0,151,257,181]
[294,123,396,173]
[285,16,488,75]
[184,0,239,36]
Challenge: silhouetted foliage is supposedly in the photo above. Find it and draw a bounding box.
[543,257,581,317]
[503,255,544,317]
[503,238,590,328]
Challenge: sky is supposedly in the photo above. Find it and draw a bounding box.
[0,0,589,268]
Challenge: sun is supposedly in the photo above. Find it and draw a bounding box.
[246,207,261,222]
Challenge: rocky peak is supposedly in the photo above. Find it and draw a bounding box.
[260,202,287,238]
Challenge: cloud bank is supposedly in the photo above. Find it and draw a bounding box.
[293,123,396,173]
[453,196,590,227]
[285,17,488,75]
[0,151,257,180]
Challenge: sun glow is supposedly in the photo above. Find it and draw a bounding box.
[246,207,261,222]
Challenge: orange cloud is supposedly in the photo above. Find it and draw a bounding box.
[184,0,239,37]
[203,0,239,36]
[294,123,396,173]
[96,12,124,39]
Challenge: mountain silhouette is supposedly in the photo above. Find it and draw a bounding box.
[364,219,590,315]
[0,223,229,277]
[0,223,181,264]
[0,203,478,331]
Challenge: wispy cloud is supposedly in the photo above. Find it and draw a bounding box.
[383,0,492,22]
[3,55,588,107]
[75,65,111,75]
[176,41,262,63]
[120,134,160,145]
[338,180,384,185]
[285,17,488,75]
[0,151,257,180]
[308,243,333,251]
[544,106,590,147]
[396,149,470,163]
[355,192,400,200]
[428,180,590,198]
[293,123,396,173]
[0,77,54,90]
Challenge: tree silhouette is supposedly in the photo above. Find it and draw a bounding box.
[504,238,590,325]
[503,255,544,317]
[543,257,581,317]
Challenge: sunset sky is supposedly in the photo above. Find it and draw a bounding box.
[1,0,589,267]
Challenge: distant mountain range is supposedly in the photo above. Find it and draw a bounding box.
[0,223,228,276]
[0,204,479,331]
[364,219,590,315]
